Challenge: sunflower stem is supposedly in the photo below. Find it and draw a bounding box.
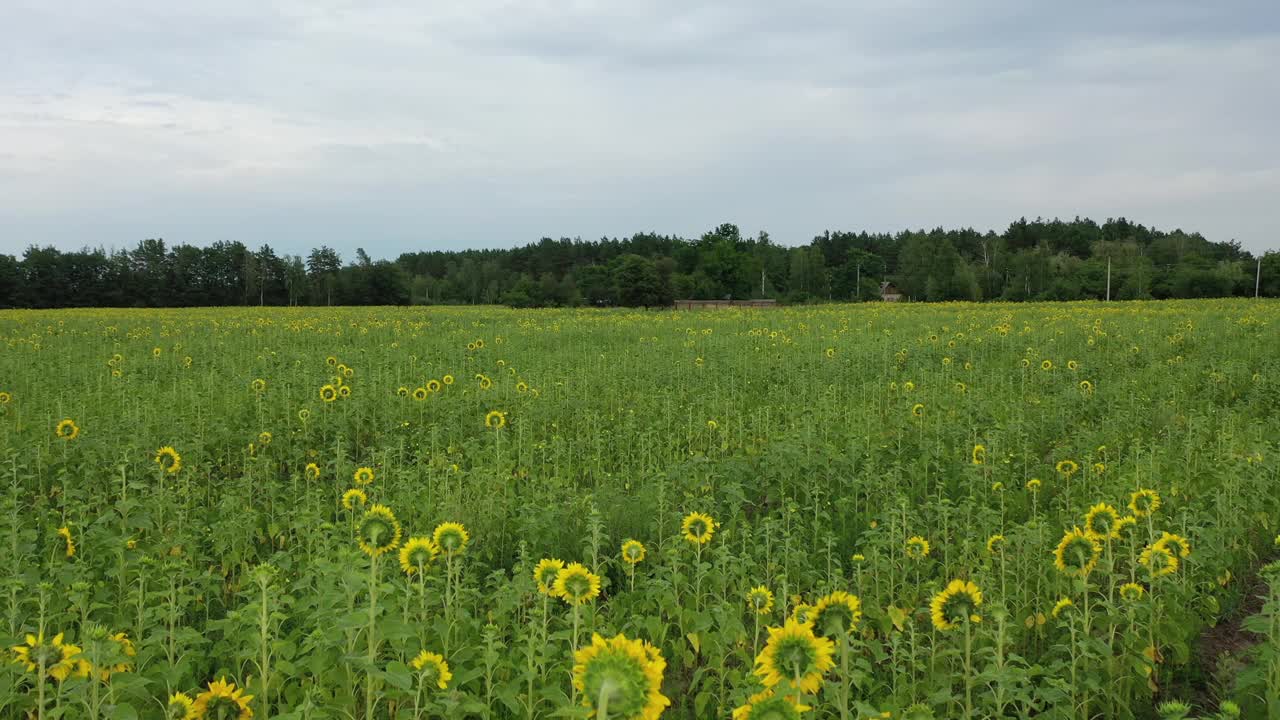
[366,551,379,720]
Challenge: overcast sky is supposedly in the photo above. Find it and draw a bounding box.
[2,0,1277,259]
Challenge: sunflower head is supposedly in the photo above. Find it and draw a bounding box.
[410,650,452,690]
[396,386,409,397]
[57,526,75,558]
[1079,380,1094,393]
[399,537,440,575]
[356,505,402,557]
[533,558,565,595]
[554,562,601,605]
[911,403,924,417]
[341,488,367,511]
[338,385,351,398]
[427,379,442,393]
[1113,515,1138,540]
[905,536,930,560]
[11,632,88,681]
[412,387,428,401]
[484,410,507,429]
[1051,597,1075,619]
[971,444,986,465]
[1053,527,1101,578]
[810,591,862,636]
[986,534,1005,554]
[250,378,266,393]
[192,678,254,720]
[167,692,196,719]
[746,586,775,615]
[1154,532,1191,559]
[257,431,272,446]
[319,384,338,402]
[791,603,814,625]
[304,463,320,480]
[929,578,983,631]
[55,419,80,441]
[1128,489,1161,518]
[1041,359,1053,370]
[754,618,836,694]
[732,689,809,720]
[1026,478,1042,492]
[621,539,646,565]
[432,522,469,555]
[680,512,715,545]
[353,467,375,486]
[572,634,670,720]
[1055,459,1079,477]
[155,446,182,475]
[443,374,454,385]
[1083,503,1121,541]
[1119,582,1146,602]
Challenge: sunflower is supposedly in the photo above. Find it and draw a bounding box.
[93,632,136,680]
[681,512,715,545]
[427,379,442,393]
[432,522,469,555]
[338,385,351,398]
[516,381,529,393]
[250,378,266,393]
[1153,532,1191,559]
[355,505,402,557]
[1067,360,1078,371]
[903,381,916,392]
[573,633,670,720]
[810,591,862,636]
[911,403,924,417]
[1079,380,1094,393]
[986,534,1005,554]
[1041,359,1053,370]
[319,384,338,402]
[152,347,162,358]
[326,356,338,367]
[1053,527,1101,578]
[1113,515,1138,540]
[258,431,272,446]
[412,387,428,401]
[353,467,375,486]
[929,579,983,631]
[55,419,80,441]
[1140,544,1179,578]
[396,386,409,397]
[905,536,930,560]
[1055,459,1079,477]
[11,632,88,681]
[1092,462,1105,475]
[954,382,967,393]
[192,678,254,720]
[410,650,452,690]
[1119,582,1147,602]
[341,488,367,511]
[298,409,310,422]
[791,603,814,625]
[484,410,507,429]
[707,419,718,430]
[1026,478,1042,492]
[304,463,320,480]
[1083,503,1121,541]
[399,537,439,575]
[1128,489,1161,518]
[1041,598,1073,623]
[825,348,835,359]
[0,391,10,404]
[342,367,354,379]
[554,562,601,605]
[168,692,196,719]
[747,586,775,615]
[534,558,565,596]
[155,446,182,474]
[621,539,646,565]
[479,376,493,390]
[442,374,454,385]
[754,618,836,694]
[732,689,809,720]
[57,526,75,558]
[971,444,986,465]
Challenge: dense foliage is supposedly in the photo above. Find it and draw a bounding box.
[2,300,1278,719]
[3,218,1276,309]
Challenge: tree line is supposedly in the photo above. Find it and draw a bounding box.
[2,217,1276,309]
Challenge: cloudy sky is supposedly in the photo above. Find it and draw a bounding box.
[2,0,1277,259]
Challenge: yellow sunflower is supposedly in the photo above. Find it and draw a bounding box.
[1053,527,1101,578]
[399,537,439,575]
[1055,459,1079,477]
[1153,531,1191,559]
[554,562,601,605]
[911,403,924,417]
[1128,489,1161,518]
[338,385,351,398]
[971,444,986,465]
[192,678,254,720]
[432,522,469,555]
[155,446,182,474]
[810,591,862,636]
[55,419,80,441]
[92,632,136,681]
[1119,582,1147,602]
[986,534,1005,554]
[621,539,646,565]
[1083,503,1121,541]
[0,391,12,404]
[747,586,775,615]
[353,467,375,486]
[534,558,565,596]
[11,632,88,681]
[257,431,272,446]
[426,379,442,393]
[57,526,75,558]
[341,488,367,511]
[443,374,454,385]
[484,410,507,429]
[319,384,338,402]
[1140,544,1179,578]
[396,386,409,397]
[754,618,836,694]
[412,387,428,401]
[1041,359,1053,370]
[572,633,670,720]
[168,692,196,719]
[1026,478,1042,492]
[250,378,266,393]
[326,356,338,367]
[681,512,715,545]
[355,505,402,557]
[732,688,809,720]
[929,578,983,631]
[304,463,320,480]
[905,536,930,560]
[410,650,452,690]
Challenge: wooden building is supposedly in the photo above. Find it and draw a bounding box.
[879,283,903,302]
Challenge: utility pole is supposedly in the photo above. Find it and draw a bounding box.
[761,268,766,298]
[1257,257,1262,298]
[1105,257,1111,301]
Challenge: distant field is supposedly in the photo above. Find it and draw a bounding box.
[1,300,1278,719]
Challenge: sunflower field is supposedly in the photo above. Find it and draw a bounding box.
[2,300,1279,720]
